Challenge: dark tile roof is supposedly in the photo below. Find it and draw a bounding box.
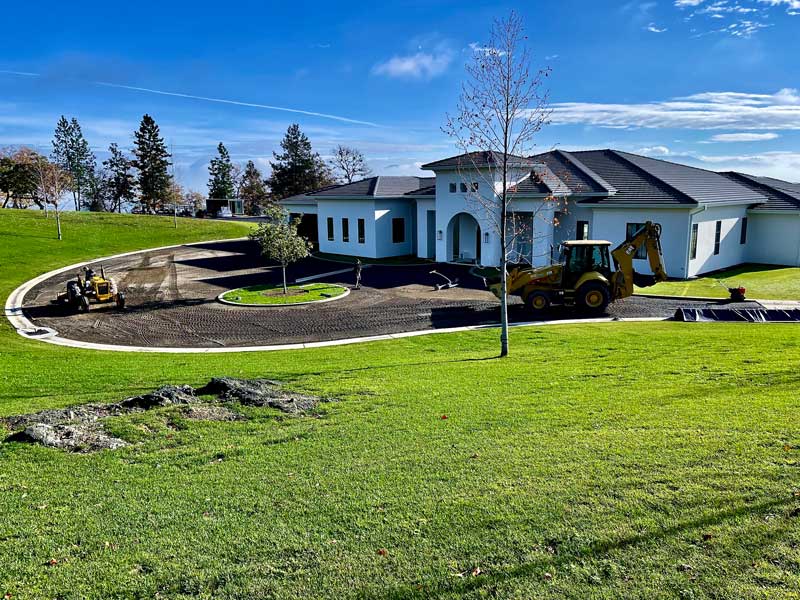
[509,164,572,195]
[611,151,766,205]
[720,172,800,211]
[567,150,695,205]
[422,151,538,170]
[529,150,612,195]
[307,176,432,198]
[404,177,437,197]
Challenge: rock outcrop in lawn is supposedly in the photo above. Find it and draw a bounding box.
[2,379,324,452]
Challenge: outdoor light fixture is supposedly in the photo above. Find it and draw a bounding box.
[437,230,443,240]
[484,233,490,244]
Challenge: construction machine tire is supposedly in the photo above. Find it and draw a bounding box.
[116,292,126,310]
[78,295,91,312]
[577,282,610,314]
[525,291,551,314]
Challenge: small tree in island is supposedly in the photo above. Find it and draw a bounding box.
[249,206,312,294]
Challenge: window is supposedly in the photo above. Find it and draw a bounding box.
[341,218,349,242]
[357,218,365,244]
[690,223,698,260]
[326,217,334,241]
[576,220,589,241]
[392,218,405,244]
[625,223,647,259]
[470,182,479,192]
[460,182,468,193]
[714,220,722,255]
[740,217,748,245]
[449,182,457,193]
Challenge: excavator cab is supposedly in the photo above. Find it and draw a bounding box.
[559,241,613,289]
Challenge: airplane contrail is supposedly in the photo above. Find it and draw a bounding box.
[0,70,380,127]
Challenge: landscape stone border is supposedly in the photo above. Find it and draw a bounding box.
[217,284,350,307]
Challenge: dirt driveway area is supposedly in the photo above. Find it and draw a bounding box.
[21,240,748,349]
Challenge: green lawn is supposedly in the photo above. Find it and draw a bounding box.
[1,209,799,599]
[221,282,348,305]
[637,264,800,300]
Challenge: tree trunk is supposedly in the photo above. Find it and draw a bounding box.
[499,155,510,357]
[2,194,9,208]
[55,209,62,240]
[282,265,288,294]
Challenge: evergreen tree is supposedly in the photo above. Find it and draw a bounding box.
[132,114,171,213]
[239,160,269,215]
[207,142,235,200]
[102,143,136,213]
[268,124,335,200]
[51,116,96,211]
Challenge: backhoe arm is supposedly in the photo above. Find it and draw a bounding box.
[610,222,667,300]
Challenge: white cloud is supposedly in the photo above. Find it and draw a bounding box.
[372,41,455,80]
[548,88,800,130]
[709,132,780,141]
[694,151,800,180]
[645,23,668,32]
[637,145,672,155]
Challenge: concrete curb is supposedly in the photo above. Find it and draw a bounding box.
[3,316,671,354]
[216,285,350,307]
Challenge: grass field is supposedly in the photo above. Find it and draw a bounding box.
[637,264,800,300]
[221,282,348,305]
[1,209,799,599]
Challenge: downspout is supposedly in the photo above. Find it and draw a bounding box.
[686,204,707,279]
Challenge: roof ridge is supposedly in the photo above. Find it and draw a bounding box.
[613,149,728,178]
[605,150,697,204]
[555,150,617,194]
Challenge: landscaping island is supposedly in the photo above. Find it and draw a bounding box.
[219,282,348,306]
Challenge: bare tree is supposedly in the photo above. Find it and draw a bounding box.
[444,11,555,357]
[33,156,71,240]
[330,145,372,184]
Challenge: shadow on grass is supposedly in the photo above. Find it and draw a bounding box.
[370,495,797,599]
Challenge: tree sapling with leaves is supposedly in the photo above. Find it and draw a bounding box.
[249,206,312,294]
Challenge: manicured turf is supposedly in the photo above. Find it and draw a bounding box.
[638,264,800,300]
[221,282,347,305]
[1,209,799,599]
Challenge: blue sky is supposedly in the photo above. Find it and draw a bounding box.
[1,0,799,191]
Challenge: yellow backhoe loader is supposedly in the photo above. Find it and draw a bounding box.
[487,221,667,314]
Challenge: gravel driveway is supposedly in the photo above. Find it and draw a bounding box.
[21,240,757,348]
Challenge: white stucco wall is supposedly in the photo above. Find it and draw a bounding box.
[591,207,692,279]
[688,204,750,277]
[316,200,378,258]
[374,199,416,257]
[553,201,593,246]
[746,212,800,266]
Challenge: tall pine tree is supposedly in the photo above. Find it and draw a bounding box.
[239,160,269,215]
[132,114,171,213]
[268,124,334,200]
[207,142,235,199]
[51,116,96,211]
[102,143,136,213]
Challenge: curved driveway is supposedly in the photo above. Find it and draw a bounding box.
[15,239,754,350]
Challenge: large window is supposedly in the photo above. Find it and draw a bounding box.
[740,217,748,245]
[341,218,349,242]
[576,220,589,241]
[357,218,365,244]
[326,217,334,241]
[392,218,405,244]
[690,223,698,260]
[714,220,722,255]
[625,223,647,259]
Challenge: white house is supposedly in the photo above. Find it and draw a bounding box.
[281,149,800,279]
